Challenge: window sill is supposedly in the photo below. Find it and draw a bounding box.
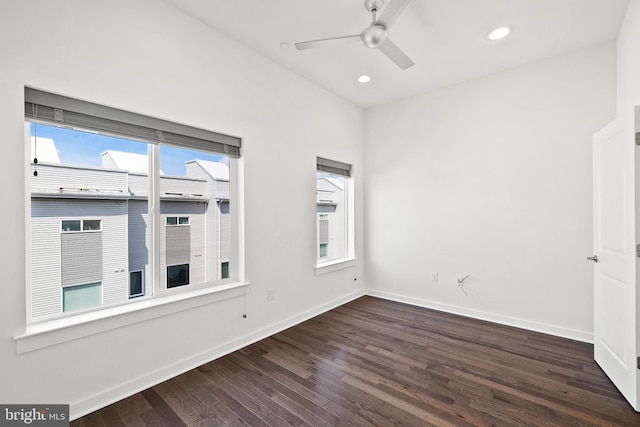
[14,281,250,354]
[315,258,357,276]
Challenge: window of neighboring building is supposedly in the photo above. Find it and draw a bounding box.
[129,271,144,298]
[167,264,189,288]
[319,243,328,258]
[61,220,81,232]
[316,157,353,267]
[318,213,329,258]
[83,219,101,231]
[25,87,241,322]
[166,216,190,226]
[221,261,229,279]
[61,219,102,232]
[62,282,102,313]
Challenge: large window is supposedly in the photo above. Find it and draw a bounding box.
[25,88,241,322]
[316,157,353,266]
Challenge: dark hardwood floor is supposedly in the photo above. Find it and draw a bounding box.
[72,296,640,426]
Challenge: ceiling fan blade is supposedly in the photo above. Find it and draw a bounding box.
[377,0,411,28]
[295,35,361,50]
[378,38,415,70]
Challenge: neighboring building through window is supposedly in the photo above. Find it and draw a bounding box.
[318,213,329,258]
[316,157,352,265]
[25,87,240,322]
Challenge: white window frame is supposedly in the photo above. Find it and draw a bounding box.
[315,158,356,275]
[17,88,247,354]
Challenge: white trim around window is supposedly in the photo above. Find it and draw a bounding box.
[315,157,355,273]
[15,281,250,354]
[315,258,357,276]
[20,87,247,349]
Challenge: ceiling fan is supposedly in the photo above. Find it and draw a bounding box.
[294,0,415,70]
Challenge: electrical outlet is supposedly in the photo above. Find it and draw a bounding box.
[267,288,274,301]
[431,272,438,283]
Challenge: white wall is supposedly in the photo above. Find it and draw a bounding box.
[0,0,364,419]
[364,42,616,342]
[617,0,640,116]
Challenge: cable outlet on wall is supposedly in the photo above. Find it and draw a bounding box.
[267,288,274,301]
[431,272,438,283]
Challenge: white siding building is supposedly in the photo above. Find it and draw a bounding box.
[29,144,230,319]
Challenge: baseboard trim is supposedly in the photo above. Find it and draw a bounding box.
[71,287,592,420]
[70,289,366,420]
[365,289,594,344]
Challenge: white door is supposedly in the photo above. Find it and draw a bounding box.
[592,117,638,411]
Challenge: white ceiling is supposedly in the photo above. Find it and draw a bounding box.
[163,0,630,108]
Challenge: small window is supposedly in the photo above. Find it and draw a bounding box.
[221,262,229,279]
[63,282,102,312]
[129,271,144,298]
[61,219,101,232]
[167,264,189,288]
[61,220,81,232]
[166,216,190,226]
[83,220,101,231]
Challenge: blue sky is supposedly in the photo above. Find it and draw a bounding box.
[31,123,224,176]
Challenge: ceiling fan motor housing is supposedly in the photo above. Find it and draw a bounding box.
[361,25,389,48]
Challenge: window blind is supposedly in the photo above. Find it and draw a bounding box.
[317,156,351,177]
[24,87,241,158]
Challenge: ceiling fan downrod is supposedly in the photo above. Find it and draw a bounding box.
[364,0,385,14]
[362,0,389,48]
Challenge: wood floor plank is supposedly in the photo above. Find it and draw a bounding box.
[139,388,187,427]
[72,296,640,426]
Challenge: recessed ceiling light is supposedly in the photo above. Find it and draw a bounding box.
[280,42,290,49]
[487,27,511,41]
[357,75,371,83]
